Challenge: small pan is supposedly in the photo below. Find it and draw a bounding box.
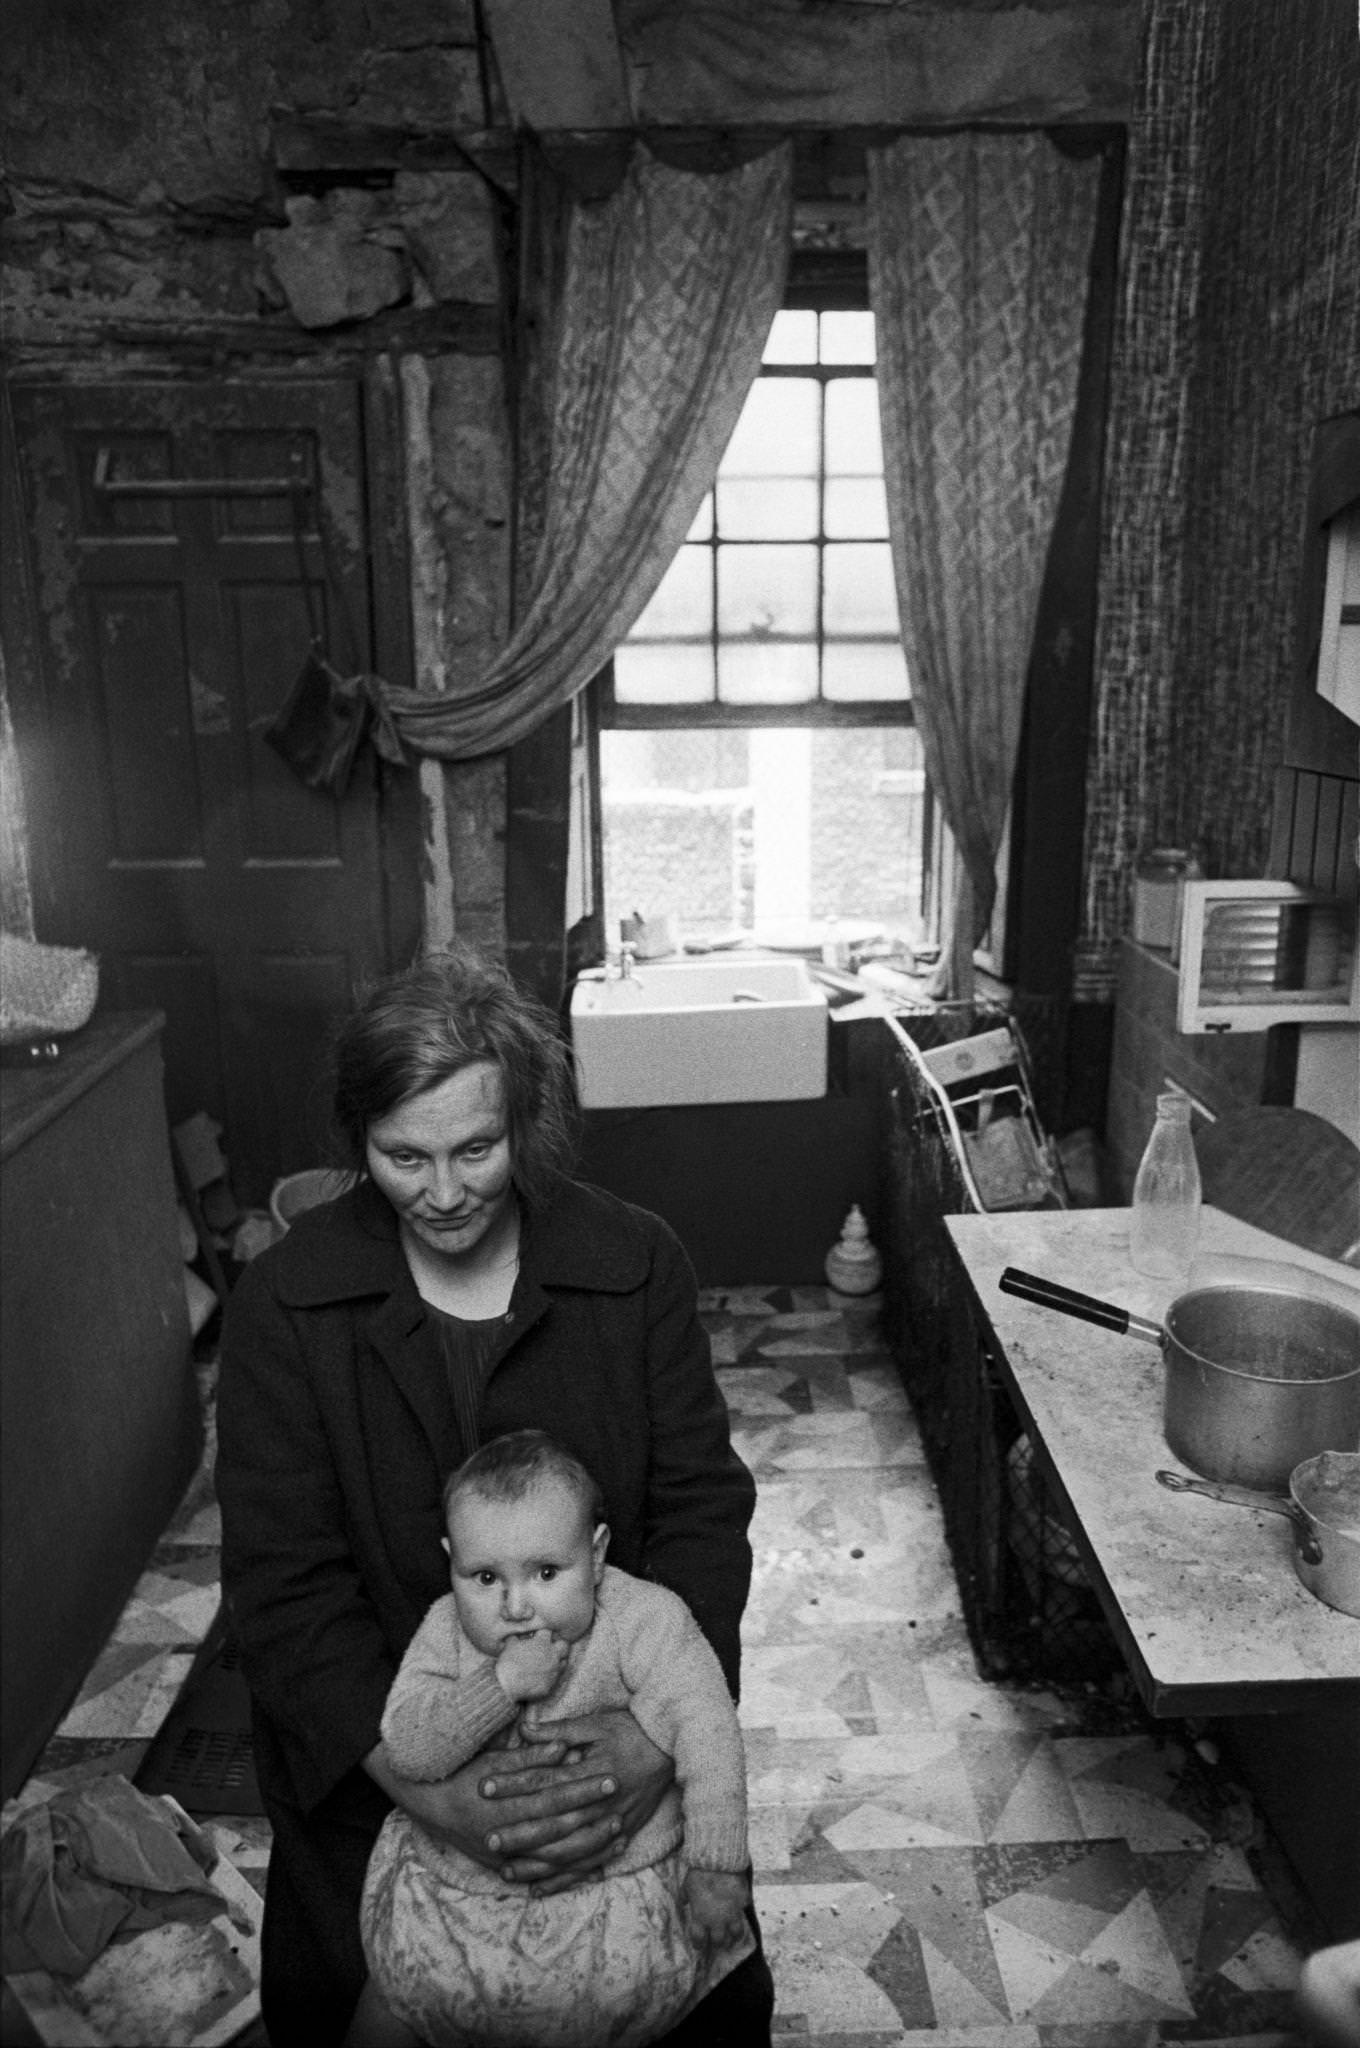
[1157,1451,1360,1617]
[999,1268,1360,1491]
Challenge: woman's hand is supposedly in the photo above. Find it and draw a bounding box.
[363,1712,671,1890]
[500,1708,674,1893]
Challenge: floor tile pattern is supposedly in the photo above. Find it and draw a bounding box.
[4,1287,1313,2045]
[711,1288,1308,2048]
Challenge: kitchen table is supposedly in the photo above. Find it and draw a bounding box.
[944,1205,1360,1721]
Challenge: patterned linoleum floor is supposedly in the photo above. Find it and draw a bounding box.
[5,1290,1316,2045]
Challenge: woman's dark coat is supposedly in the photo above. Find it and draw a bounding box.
[215,1175,756,2040]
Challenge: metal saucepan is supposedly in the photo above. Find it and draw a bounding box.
[1157,1452,1360,1618]
[999,1268,1360,1492]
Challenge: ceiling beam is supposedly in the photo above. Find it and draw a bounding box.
[480,0,632,130]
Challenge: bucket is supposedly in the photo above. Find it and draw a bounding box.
[268,1168,356,1235]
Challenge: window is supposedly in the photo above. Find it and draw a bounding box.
[600,296,940,953]
[615,308,908,713]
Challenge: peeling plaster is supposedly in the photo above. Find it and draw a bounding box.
[399,355,510,951]
[319,441,366,567]
[419,754,458,950]
[393,171,501,306]
[424,355,512,682]
[401,353,450,697]
[189,670,230,737]
[0,671,37,940]
[27,446,81,685]
[4,183,274,337]
[349,46,484,133]
[403,352,460,946]
[7,0,509,957]
[3,0,484,207]
[363,0,478,50]
[256,193,410,329]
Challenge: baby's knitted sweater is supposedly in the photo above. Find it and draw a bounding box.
[381,1566,748,1880]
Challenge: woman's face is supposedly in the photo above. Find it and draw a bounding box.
[365,1061,515,1264]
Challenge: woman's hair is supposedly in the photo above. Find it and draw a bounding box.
[442,1429,605,1534]
[331,944,579,1210]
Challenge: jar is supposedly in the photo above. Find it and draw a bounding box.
[825,1205,882,1295]
[1132,848,1188,951]
[1169,848,1205,965]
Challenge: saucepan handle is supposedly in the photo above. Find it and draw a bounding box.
[1156,1469,1323,1564]
[998,1268,1165,1344]
[1156,1468,1292,1514]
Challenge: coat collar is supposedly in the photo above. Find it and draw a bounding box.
[270,1174,650,1310]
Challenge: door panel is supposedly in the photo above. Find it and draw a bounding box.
[9,381,411,1203]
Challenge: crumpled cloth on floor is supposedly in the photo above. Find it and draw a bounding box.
[1,1774,248,1978]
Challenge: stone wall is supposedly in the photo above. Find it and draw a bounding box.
[605,791,749,934]
[2,0,514,949]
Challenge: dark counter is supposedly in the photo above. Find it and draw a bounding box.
[1,1010,200,1798]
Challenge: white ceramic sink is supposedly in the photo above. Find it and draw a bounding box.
[570,956,828,1108]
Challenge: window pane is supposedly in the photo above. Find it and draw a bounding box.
[718,642,818,704]
[630,545,712,638]
[601,732,751,935]
[719,380,819,477]
[824,543,899,634]
[825,380,884,475]
[824,477,888,539]
[717,477,818,540]
[601,724,934,948]
[822,640,910,700]
[613,644,716,704]
[687,494,713,542]
[819,310,876,364]
[763,309,817,363]
[718,543,818,636]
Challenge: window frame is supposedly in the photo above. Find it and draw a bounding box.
[599,250,915,734]
[587,251,943,949]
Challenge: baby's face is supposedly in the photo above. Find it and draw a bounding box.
[446,1477,607,1659]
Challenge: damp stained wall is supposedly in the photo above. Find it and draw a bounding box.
[2,0,515,953]
[6,0,1352,1023]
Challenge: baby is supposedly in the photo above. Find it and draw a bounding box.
[347,1429,754,2048]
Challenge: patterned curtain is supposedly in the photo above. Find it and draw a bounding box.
[379,141,792,759]
[868,133,1099,994]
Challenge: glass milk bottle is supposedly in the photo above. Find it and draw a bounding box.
[1130,1092,1202,1278]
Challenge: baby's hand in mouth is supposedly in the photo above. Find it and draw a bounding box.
[495,1628,569,1702]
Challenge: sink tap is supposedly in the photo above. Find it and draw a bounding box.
[618,941,638,981]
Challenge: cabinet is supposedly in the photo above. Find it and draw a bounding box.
[1,1012,200,1798]
[879,1014,1117,1682]
[1175,879,1359,1034]
[1317,502,1360,727]
[946,1208,1360,1937]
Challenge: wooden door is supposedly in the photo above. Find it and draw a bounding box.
[7,379,419,1204]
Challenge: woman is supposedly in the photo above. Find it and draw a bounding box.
[216,946,772,2046]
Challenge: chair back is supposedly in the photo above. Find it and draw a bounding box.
[1194,1107,1360,1264]
[886,1015,1068,1213]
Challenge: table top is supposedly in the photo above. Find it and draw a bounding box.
[0,1011,165,1163]
[946,1206,1360,1718]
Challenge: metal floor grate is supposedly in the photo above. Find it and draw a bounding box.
[139,1725,260,1811]
[135,1609,264,1815]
